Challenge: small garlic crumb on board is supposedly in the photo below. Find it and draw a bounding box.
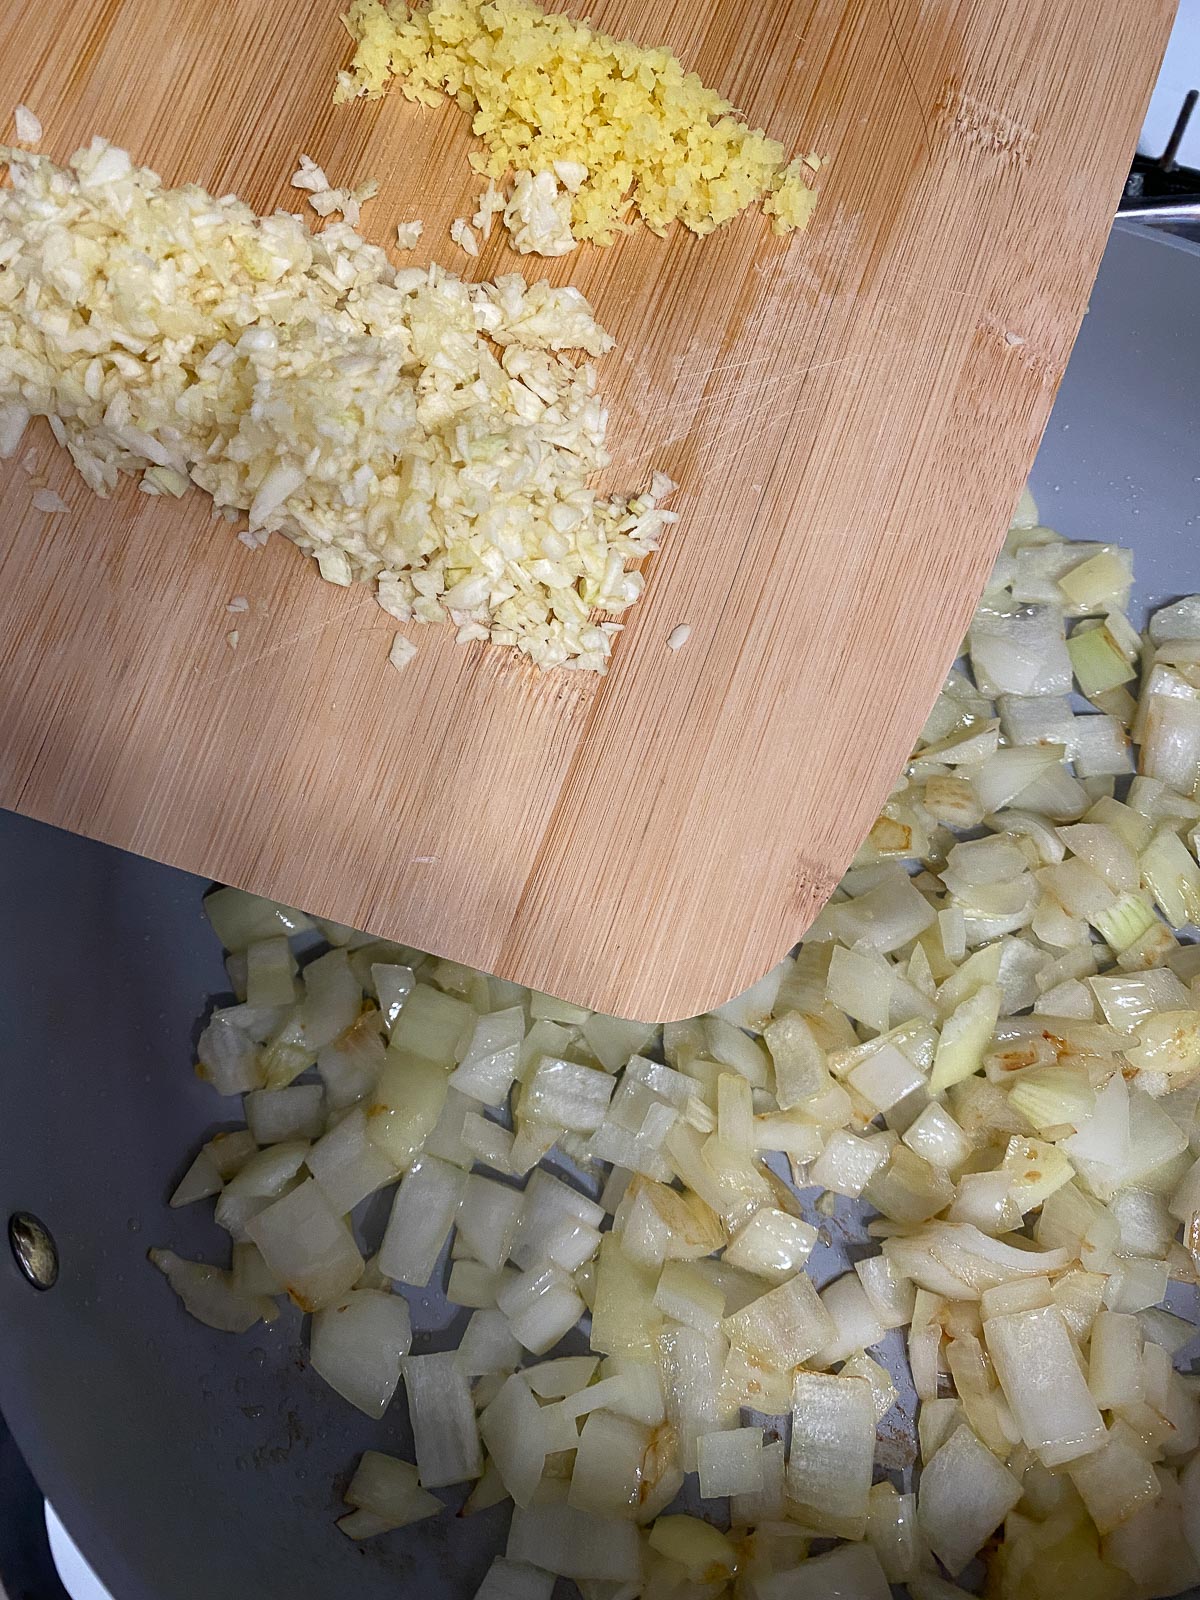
[290,153,330,193]
[471,182,506,240]
[225,630,239,650]
[667,624,692,651]
[336,0,822,252]
[504,170,574,258]
[316,549,353,587]
[31,486,69,514]
[226,596,250,614]
[290,153,378,228]
[395,219,424,249]
[389,633,418,672]
[449,217,479,257]
[13,105,42,145]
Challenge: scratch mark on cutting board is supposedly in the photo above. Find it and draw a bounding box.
[935,84,1037,165]
[692,336,927,471]
[208,612,366,681]
[653,343,912,451]
[679,344,879,387]
[884,0,933,160]
[884,271,982,303]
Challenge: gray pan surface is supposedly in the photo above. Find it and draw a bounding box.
[0,222,1198,1600]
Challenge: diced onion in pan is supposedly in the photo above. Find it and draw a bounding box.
[245,1180,364,1311]
[341,1451,442,1532]
[474,1557,556,1600]
[404,1351,483,1488]
[150,1248,279,1333]
[154,495,1200,1594]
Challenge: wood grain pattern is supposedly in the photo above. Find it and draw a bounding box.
[0,0,1173,1019]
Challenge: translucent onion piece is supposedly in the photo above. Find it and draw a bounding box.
[456,1308,523,1377]
[365,1052,449,1170]
[1067,1424,1161,1535]
[244,1179,364,1312]
[786,1371,876,1539]
[723,1272,835,1370]
[307,1106,400,1216]
[169,1148,223,1208]
[458,1173,524,1270]
[810,1129,889,1198]
[295,949,362,1053]
[647,1514,739,1582]
[568,1408,651,1518]
[474,1557,556,1600]
[244,1083,324,1145]
[813,1273,886,1366]
[310,1289,412,1417]
[479,1373,549,1506]
[696,1426,764,1499]
[196,1014,265,1095]
[985,1303,1106,1466]
[525,1356,600,1399]
[506,1495,642,1583]
[243,936,298,1010]
[450,1006,526,1105]
[866,1482,920,1582]
[390,984,476,1066]
[918,1424,1022,1575]
[203,1129,258,1180]
[203,887,313,951]
[723,1207,818,1283]
[589,1235,664,1357]
[213,1141,310,1241]
[653,1259,724,1332]
[372,962,416,1031]
[343,1451,442,1529]
[403,1351,483,1488]
[149,1248,277,1333]
[497,1264,586,1355]
[524,1054,615,1132]
[657,1324,730,1473]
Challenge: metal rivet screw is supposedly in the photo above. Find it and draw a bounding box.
[8,1212,58,1290]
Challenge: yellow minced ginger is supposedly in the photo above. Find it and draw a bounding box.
[335,0,819,247]
[763,153,822,236]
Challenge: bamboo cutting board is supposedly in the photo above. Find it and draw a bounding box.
[0,0,1174,1020]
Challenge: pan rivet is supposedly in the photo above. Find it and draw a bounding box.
[8,1212,58,1291]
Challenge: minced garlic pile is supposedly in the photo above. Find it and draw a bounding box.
[0,138,678,672]
[335,0,820,251]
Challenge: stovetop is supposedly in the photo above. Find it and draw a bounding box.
[1123,0,1200,242]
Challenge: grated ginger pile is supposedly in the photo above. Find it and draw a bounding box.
[335,0,820,250]
[0,138,678,672]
